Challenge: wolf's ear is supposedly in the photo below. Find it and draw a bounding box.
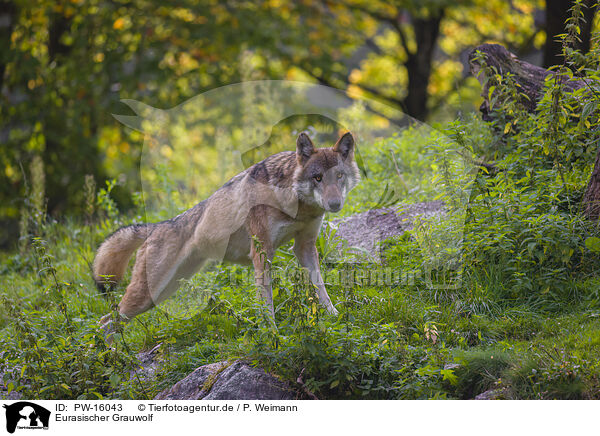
[334,132,354,160]
[297,132,315,165]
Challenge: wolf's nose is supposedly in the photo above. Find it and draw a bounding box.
[328,200,342,212]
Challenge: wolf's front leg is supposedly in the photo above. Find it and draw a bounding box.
[99,312,131,344]
[250,237,275,318]
[293,237,339,316]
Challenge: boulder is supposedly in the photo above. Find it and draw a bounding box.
[155,360,298,400]
[0,370,22,400]
[333,201,445,259]
[473,388,507,400]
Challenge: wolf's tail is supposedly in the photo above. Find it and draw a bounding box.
[93,224,152,294]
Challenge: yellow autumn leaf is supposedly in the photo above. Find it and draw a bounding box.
[113,17,125,30]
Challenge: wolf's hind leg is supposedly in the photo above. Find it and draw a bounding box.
[98,245,153,342]
[115,245,206,323]
[117,243,156,319]
[99,234,206,342]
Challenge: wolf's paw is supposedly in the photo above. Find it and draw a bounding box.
[99,313,118,345]
[327,306,339,316]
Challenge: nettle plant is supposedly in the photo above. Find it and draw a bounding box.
[456,18,600,310]
[0,247,142,400]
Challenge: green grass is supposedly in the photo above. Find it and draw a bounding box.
[3,119,600,399]
[2,210,600,400]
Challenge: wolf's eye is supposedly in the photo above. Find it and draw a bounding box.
[314,175,322,182]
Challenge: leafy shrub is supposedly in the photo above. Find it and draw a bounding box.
[450,21,600,310]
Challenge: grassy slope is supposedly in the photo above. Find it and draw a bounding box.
[2,125,600,400]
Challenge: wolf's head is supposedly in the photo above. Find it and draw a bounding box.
[293,132,361,213]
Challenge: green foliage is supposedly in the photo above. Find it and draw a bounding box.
[0,0,557,242]
[96,179,120,221]
[242,265,451,399]
[452,21,600,310]
[450,349,512,399]
[0,297,141,400]
[3,7,600,400]
[2,187,600,400]
[0,235,142,399]
[507,346,587,399]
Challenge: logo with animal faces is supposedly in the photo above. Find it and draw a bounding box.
[2,402,50,433]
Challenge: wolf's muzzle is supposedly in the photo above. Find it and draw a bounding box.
[328,199,342,212]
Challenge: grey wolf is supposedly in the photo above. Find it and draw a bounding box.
[93,132,360,335]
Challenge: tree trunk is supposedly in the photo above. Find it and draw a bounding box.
[43,11,72,214]
[583,149,600,221]
[578,0,598,54]
[404,12,444,121]
[544,0,572,68]
[0,0,17,92]
[543,0,597,68]
[468,43,584,121]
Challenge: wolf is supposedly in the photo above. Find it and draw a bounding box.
[93,132,360,335]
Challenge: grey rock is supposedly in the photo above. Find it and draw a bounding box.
[0,390,22,400]
[0,371,22,400]
[203,361,296,400]
[333,201,445,259]
[155,360,297,400]
[155,361,229,400]
[474,388,506,400]
[443,363,461,371]
[133,343,163,380]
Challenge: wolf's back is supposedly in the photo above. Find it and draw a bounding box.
[93,224,152,293]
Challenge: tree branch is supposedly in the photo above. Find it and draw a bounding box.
[300,66,407,124]
[393,13,413,58]
[301,63,407,109]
